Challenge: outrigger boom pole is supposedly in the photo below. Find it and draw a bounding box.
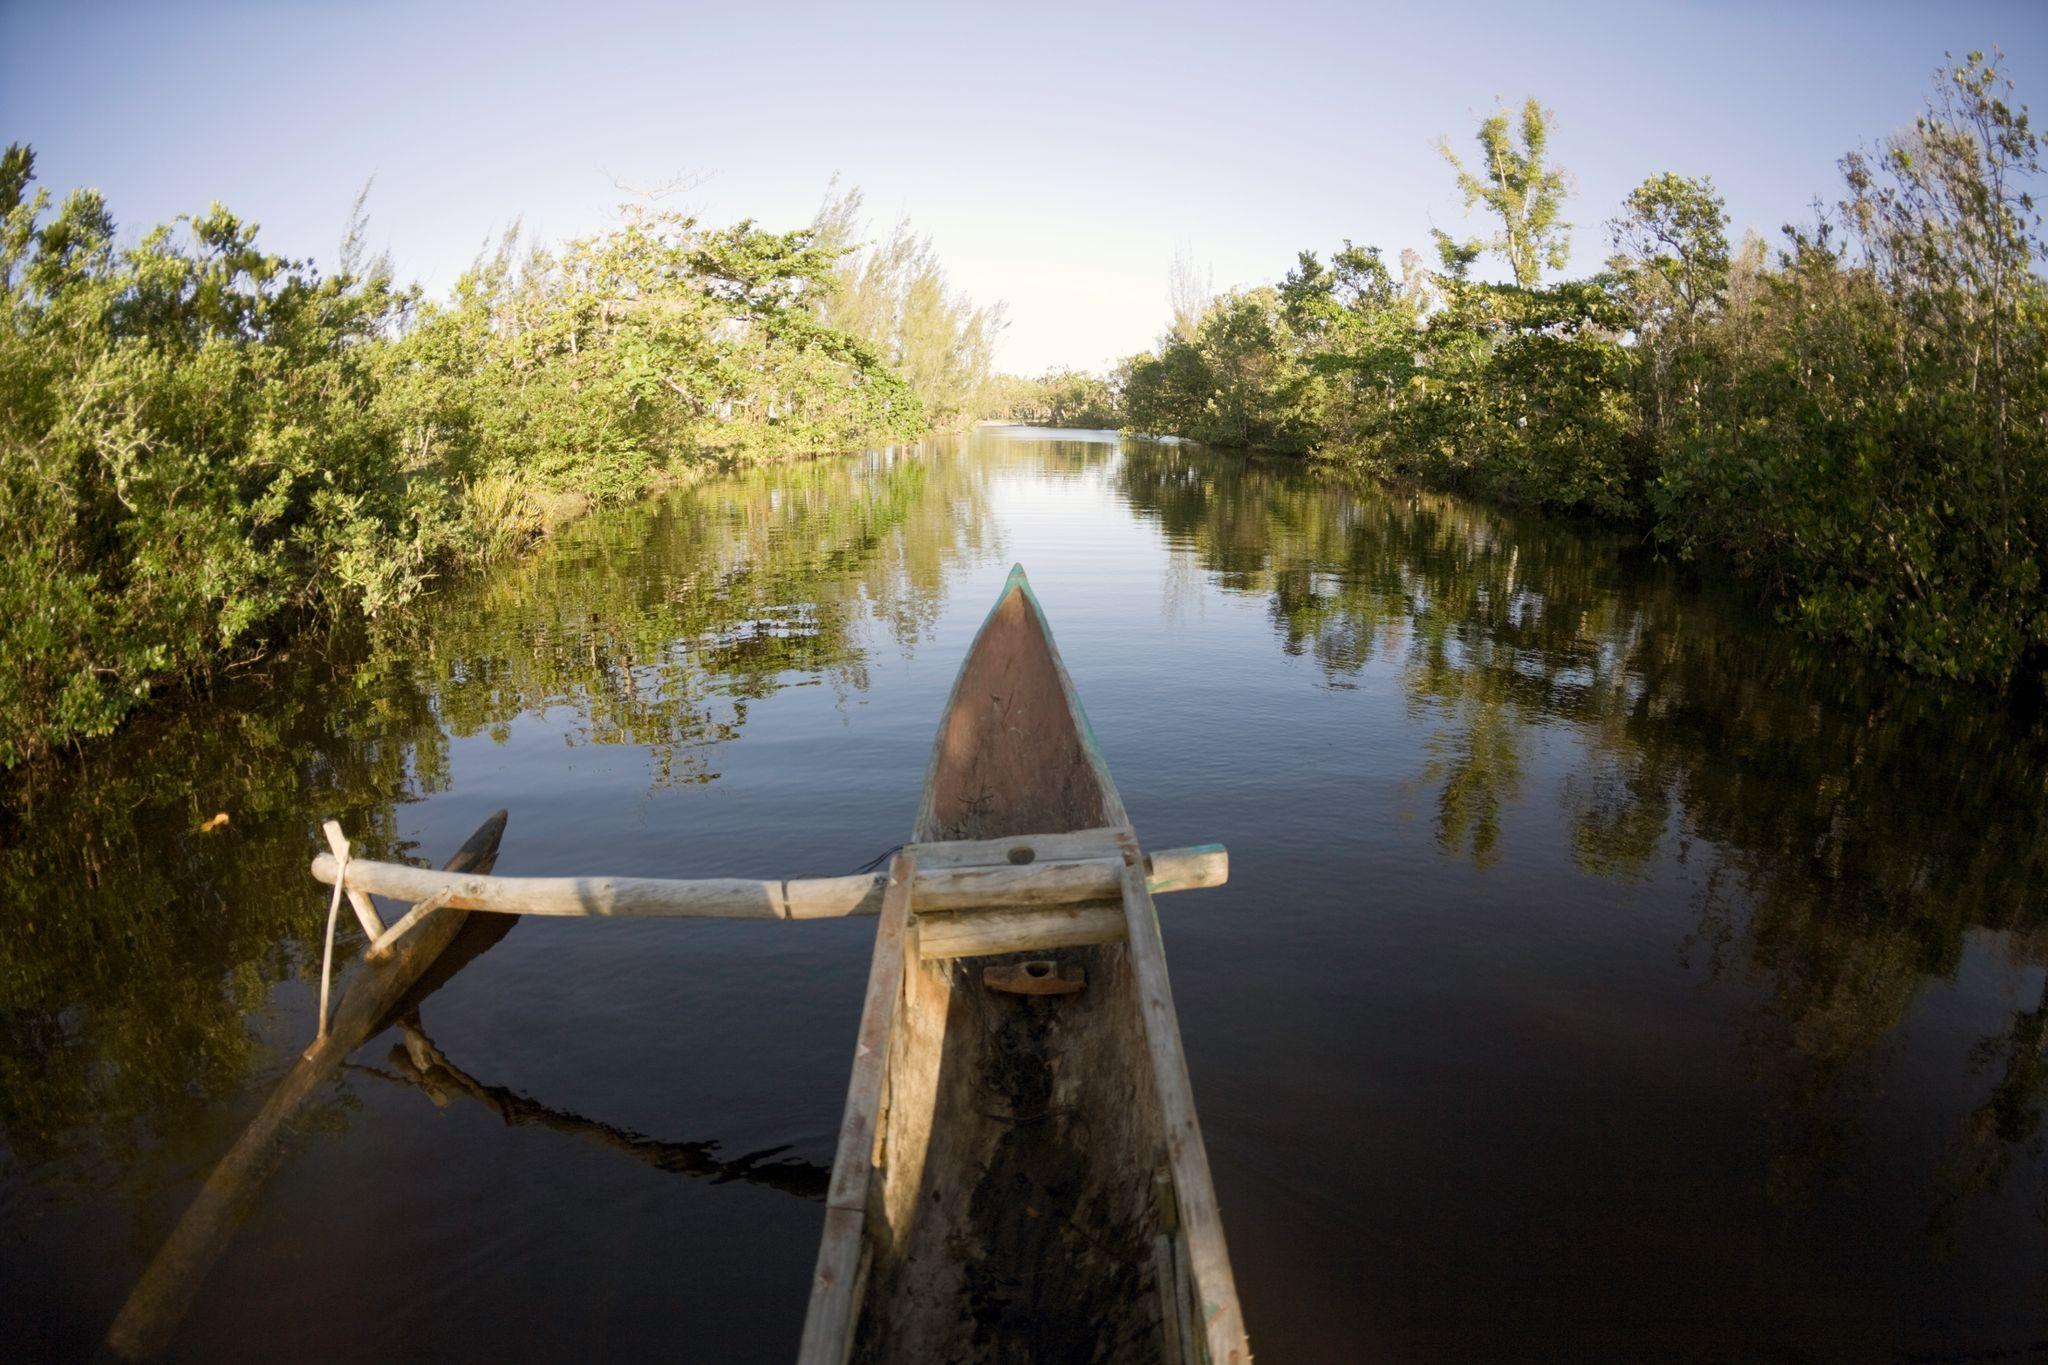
[311,835,1227,936]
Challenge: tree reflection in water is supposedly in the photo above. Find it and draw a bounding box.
[1114,437,2048,1227]
[7,430,2046,1361]
[0,442,993,1184]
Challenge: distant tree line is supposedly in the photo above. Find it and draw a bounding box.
[1110,54,2047,689]
[986,368,1123,428]
[0,151,997,768]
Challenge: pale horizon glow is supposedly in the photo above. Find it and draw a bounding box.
[3,0,2045,374]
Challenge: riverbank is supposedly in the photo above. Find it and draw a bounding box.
[0,146,994,774]
[1110,55,2047,692]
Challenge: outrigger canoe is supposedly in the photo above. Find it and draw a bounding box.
[107,565,1244,1363]
[799,566,1249,1363]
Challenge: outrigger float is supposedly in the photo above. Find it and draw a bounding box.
[105,566,1249,1364]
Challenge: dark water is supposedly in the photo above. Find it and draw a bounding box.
[5,429,2047,1363]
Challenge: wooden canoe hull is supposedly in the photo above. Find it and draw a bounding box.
[802,567,1247,1364]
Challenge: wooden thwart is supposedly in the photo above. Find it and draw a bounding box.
[915,901,1128,960]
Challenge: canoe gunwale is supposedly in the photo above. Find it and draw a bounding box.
[1114,835,1248,1361]
[798,851,917,1365]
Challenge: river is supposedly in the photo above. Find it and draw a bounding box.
[4,427,2045,1361]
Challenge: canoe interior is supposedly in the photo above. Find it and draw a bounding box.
[851,575,1179,1361]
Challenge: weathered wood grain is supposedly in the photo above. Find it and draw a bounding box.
[805,565,1248,1362]
[1118,848,1250,1364]
[309,844,1226,926]
[800,851,914,1365]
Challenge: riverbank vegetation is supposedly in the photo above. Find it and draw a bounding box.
[1114,54,2047,689]
[987,367,1123,427]
[0,150,996,769]
[0,449,984,1170]
[813,184,1005,430]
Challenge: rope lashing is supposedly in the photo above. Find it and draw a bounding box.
[315,841,351,1043]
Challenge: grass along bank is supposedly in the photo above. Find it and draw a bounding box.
[0,148,999,771]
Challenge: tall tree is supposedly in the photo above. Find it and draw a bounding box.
[1438,97,1572,287]
[1608,173,1731,337]
[1169,245,1213,343]
[1841,49,2045,558]
[812,183,1005,429]
[1608,173,1731,432]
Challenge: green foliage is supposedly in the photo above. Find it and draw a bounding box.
[989,367,1123,427]
[1122,287,1317,453]
[812,185,1003,429]
[1437,97,1573,288]
[0,152,421,766]
[1121,237,1641,516]
[0,157,946,768]
[1115,54,2048,688]
[1608,172,1732,440]
[1657,51,2048,682]
[1277,243,1423,452]
[1399,277,1645,518]
[1610,172,1731,337]
[382,201,923,503]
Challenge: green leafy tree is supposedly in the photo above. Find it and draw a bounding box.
[990,368,1122,427]
[1279,242,1422,454]
[1609,173,1731,337]
[812,184,1004,429]
[1120,55,2048,687]
[1,153,943,769]
[1658,52,2048,682]
[1608,173,1731,432]
[1437,97,1572,287]
[1842,50,2043,563]
[1123,289,1314,453]
[0,146,420,765]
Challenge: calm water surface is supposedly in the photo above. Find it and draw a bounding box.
[5,429,2047,1362]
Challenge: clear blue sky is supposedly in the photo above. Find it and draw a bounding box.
[3,0,2044,373]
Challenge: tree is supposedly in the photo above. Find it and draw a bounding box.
[1280,242,1421,452]
[811,183,1005,429]
[1169,246,1213,343]
[1609,173,1731,432]
[1841,50,2045,560]
[1438,97,1572,287]
[989,368,1121,427]
[1608,172,1731,337]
